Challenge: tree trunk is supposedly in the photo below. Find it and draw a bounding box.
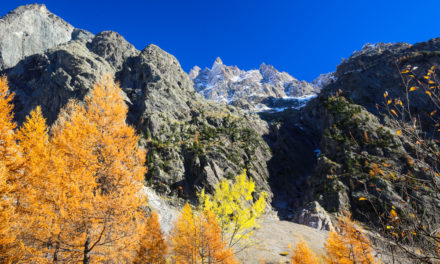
[83,231,91,264]
[53,241,60,263]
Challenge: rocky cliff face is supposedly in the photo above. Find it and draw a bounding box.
[189,58,320,111]
[0,4,93,71]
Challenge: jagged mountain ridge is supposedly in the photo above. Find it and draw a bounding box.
[189,57,320,111]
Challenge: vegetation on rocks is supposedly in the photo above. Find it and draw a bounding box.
[302,62,440,262]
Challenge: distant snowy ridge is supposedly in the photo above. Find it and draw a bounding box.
[189,58,322,111]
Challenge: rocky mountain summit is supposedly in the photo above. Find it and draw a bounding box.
[0,4,93,71]
[189,58,320,111]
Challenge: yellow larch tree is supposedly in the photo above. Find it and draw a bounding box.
[290,239,320,264]
[324,215,377,264]
[135,211,168,264]
[198,170,267,250]
[170,203,239,264]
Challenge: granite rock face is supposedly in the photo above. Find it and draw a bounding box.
[91,31,139,70]
[318,96,439,230]
[5,39,114,123]
[292,201,333,231]
[322,40,440,118]
[0,4,92,71]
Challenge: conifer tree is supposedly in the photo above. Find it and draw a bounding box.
[324,215,377,264]
[170,203,238,264]
[135,211,168,264]
[0,76,21,263]
[17,74,147,263]
[52,74,147,263]
[0,76,20,173]
[0,163,19,264]
[290,239,320,264]
[16,107,67,263]
[16,106,50,204]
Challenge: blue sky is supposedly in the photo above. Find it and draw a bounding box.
[1,0,440,81]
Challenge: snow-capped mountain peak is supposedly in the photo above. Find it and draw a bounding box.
[213,56,223,65]
[190,58,320,111]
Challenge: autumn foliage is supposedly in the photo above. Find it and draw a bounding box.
[324,215,377,264]
[0,76,21,263]
[290,239,320,264]
[198,170,267,249]
[170,203,238,264]
[0,74,150,263]
[0,74,245,263]
[0,163,18,264]
[0,76,20,173]
[44,74,146,263]
[135,211,168,264]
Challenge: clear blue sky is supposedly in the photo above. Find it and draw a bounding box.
[1,0,440,81]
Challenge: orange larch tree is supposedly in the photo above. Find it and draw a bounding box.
[15,106,51,209]
[0,76,21,173]
[135,211,168,264]
[170,203,239,264]
[170,203,197,264]
[17,74,147,263]
[0,162,19,264]
[15,106,67,262]
[50,74,147,263]
[290,239,320,264]
[325,215,377,264]
[199,210,238,264]
[0,76,21,263]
